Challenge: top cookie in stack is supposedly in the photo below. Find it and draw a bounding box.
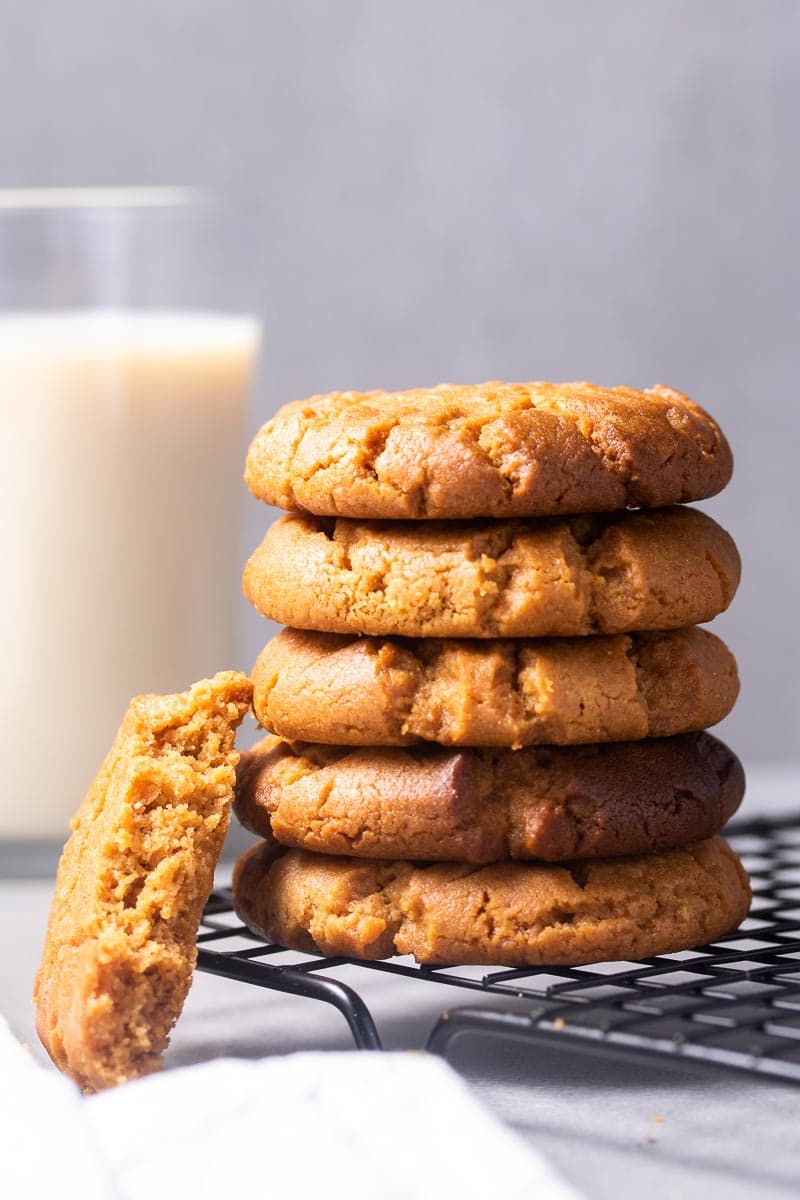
[235,381,749,967]
[244,381,733,519]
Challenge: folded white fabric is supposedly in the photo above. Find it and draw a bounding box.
[1,1016,580,1200]
[0,1017,116,1200]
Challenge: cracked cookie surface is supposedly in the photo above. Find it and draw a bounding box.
[34,672,252,1092]
[251,627,739,746]
[232,836,751,966]
[234,732,744,862]
[244,506,740,638]
[244,381,733,519]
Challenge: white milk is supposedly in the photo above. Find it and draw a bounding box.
[0,312,260,837]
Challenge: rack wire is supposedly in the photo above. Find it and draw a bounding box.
[197,815,800,1080]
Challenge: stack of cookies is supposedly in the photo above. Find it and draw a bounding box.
[234,382,751,967]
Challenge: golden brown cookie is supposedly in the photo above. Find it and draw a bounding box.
[234,732,744,863]
[252,627,739,747]
[232,836,751,966]
[243,507,740,638]
[34,672,252,1093]
[244,382,733,519]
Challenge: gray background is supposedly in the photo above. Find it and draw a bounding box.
[1,0,798,768]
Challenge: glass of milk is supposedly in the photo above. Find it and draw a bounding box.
[0,189,261,843]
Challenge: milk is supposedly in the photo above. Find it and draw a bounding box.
[0,312,260,837]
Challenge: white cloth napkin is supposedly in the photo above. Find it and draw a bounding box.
[0,1016,580,1200]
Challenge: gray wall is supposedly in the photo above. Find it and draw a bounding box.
[2,0,797,765]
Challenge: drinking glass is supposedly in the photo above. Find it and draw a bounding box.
[0,188,262,845]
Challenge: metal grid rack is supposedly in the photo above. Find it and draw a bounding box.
[197,815,800,1081]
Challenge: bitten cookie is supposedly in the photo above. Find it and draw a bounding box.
[244,381,733,519]
[251,627,739,746]
[243,507,740,638]
[234,732,744,862]
[232,836,751,966]
[34,672,253,1092]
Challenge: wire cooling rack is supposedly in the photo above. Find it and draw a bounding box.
[197,815,800,1080]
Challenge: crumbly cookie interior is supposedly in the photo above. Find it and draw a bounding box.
[34,673,251,1092]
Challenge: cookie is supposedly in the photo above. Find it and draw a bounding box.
[232,836,751,966]
[243,507,740,639]
[234,732,744,863]
[244,382,733,519]
[34,672,252,1092]
[252,627,739,747]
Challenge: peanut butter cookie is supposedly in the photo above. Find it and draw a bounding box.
[245,382,733,519]
[234,732,744,862]
[34,672,252,1092]
[252,627,739,746]
[232,836,751,966]
[243,507,740,638]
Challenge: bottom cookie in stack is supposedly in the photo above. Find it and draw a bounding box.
[232,837,750,967]
[231,733,751,967]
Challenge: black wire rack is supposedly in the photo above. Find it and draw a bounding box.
[197,814,800,1081]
